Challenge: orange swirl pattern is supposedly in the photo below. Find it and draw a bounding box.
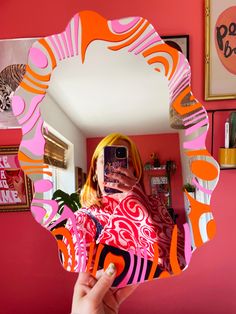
[13,11,219,286]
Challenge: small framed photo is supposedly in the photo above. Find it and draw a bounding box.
[75,167,83,193]
[162,35,190,60]
[0,146,33,212]
[150,175,169,195]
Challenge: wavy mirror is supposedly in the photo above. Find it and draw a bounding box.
[12,11,219,287]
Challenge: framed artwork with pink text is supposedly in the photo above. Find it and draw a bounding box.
[205,0,236,100]
[0,146,33,212]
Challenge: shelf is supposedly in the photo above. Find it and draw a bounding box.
[144,165,166,171]
[207,108,236,160]
[220,167,236,170]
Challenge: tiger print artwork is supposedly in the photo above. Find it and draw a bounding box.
[0,64,26,112]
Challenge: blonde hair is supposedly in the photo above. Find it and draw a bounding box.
[80,133,143,207]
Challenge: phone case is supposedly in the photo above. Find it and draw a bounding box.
[104,146,128,194]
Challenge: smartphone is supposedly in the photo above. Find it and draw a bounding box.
[104,145,128,194]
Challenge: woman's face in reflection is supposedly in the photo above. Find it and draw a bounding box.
[95,139,133,196]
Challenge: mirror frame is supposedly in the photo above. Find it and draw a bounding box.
[12,10,219,286]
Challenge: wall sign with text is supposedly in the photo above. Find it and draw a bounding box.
[205,0,236,100]
[0,146,33,212]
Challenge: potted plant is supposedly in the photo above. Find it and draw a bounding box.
[150,152,160,168]
[52,189,81,215]
[182,183,196,193]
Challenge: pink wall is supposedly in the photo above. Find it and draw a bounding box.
[87,133,185,221]
[0,1,235,313]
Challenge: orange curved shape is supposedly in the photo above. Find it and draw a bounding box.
[186,149,211,157]
[187,193,213,247]
[191,160,219,181]
[86,242,96,272]
[25,170,52,176]
[142,43,179,80]
[21,165,49,170]
[206,220,217,240]
[148,242,159,280]
[91,243,104,277]
[172,86,202,116]
[108,21,150,51]
[19,81,46,95]
[169,225,182,275]
[104,253,125,277]
[52,227,76,271]
[79,11,144,63]
[18,151,44,163]
[147,56,170,77]
[26,65,51,82]
[38,38,57,70]
[24,75,49,90]
[57,240,69,269]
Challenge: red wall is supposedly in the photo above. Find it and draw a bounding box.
[87,133,185,221]
[0,1,235,314]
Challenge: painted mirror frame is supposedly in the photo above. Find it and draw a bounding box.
[12,11,219,287]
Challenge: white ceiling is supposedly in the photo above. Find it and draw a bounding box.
[48,40,173,137]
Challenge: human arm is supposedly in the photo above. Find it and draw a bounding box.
[71,263,138,314]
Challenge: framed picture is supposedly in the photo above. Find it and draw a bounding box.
[205,0,236,100]
[0,37,38,128]
[75,167,87,194]
[0,146,33,212]
[162,35,189,60]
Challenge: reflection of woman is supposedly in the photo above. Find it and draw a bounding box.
[66,133,186,275]
[80,133,143,205]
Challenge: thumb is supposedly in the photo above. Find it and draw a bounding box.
[89,263,116,301]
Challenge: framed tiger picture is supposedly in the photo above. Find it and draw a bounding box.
[0,37,38,128]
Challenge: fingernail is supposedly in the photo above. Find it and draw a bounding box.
[105,263,116,276]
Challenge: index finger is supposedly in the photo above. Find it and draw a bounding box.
[89,263,117,301]
[114,167,137,180]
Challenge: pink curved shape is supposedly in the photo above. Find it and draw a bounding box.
[55,34,66,59]
[129,29,156,52]
[31,205,47,224]
[21,108,41,135]
[140,247,148,282]
[18,95,45,125]
[21,118,45,156]
[46,205,84,271]
[117,250,134,288]
[48,36,62,60]
[132,248,141,284]
[34,179,53,193]
[183,108,205,121]
[184,111,206,126]
[11,95,25,116]
[73,14,79,55]
[183,223,192,265]
[33,199,59,227]
[81,237,87,272]
[185,119,209,136]
[61,32,70,58]
[169,54,190,98]
[29,47,48,69]
[134,34,162,55]
[111,17,140,33]
[192,178,212,195]
[65,23,74,57]
[183,129,208,150]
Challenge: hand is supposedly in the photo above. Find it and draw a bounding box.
[71,263,138,314]
[104,167,138,193]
